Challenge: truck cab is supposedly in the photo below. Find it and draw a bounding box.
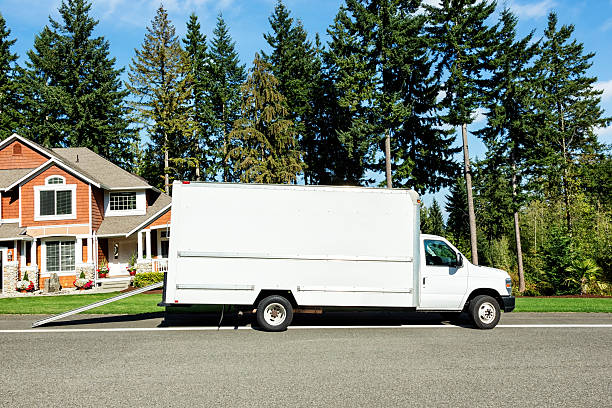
[419,234,515,328]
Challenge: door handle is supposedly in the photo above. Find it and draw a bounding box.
[423,277,426,285]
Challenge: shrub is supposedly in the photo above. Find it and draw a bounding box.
[133,272,164,288]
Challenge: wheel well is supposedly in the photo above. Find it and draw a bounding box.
[254,290,298,308]
[465,289,503,311]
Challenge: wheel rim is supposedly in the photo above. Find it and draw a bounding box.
[263,303,286,326]
[478,302,496,324]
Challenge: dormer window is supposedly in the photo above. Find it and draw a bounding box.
[110,192,137,211]
[12,144,22,155]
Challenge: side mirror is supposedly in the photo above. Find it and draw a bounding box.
[452,253,463,268]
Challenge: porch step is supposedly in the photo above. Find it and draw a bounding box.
[100,278,131,291]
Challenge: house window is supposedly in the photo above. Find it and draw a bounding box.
[40,189,72,216]
[110,192,137,211]
[34,181,76,220]
[46,176,64,185]
[46,241,75,273]
[12,144,21,155]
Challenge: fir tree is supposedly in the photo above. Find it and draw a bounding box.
[20,0,136,168]
[262,1,322,184]
[422,199,445,236]
[327,0,458,191]
[426,0,498,264]
[0,13,20,138]
[229,54,304,183]
[209,14,246,182]
[183,13,214,180]
[476,8,538,291]
[531,12,610,234]
[127,5,193,193]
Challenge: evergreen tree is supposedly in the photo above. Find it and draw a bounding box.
[262,1,322,184]
[445,177,471,257]
[531,12,610,234]
[476,8,538,291]
[426,0,498,264]
[20,0,136,167]
[127,5,193,193]
[328,0,458,191]
[0,13,20,138]
[428,199,445,236]
[322,8,372,184]
[183,13,214,180]
[229,53,304,183]
[209,14,246,182]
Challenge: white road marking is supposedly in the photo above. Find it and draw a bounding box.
[0,324,611,333]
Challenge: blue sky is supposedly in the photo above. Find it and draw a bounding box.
[1,0,611,207]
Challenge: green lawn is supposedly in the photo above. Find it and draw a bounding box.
[0,292,610,315]
[514,297,612,313]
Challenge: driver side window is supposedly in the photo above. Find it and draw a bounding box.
[424,240,457,267]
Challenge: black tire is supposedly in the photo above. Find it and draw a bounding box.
[256,295,293,332]
[469,295,501,329]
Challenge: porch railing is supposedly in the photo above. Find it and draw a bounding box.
[152,258,168,273]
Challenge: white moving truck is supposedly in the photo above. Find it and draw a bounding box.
[162,182,515,331]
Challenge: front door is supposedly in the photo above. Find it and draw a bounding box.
[108,239,137,276]
[419,238,468,310]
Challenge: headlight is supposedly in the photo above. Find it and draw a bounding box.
[505,278,512,295]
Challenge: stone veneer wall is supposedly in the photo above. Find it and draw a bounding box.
[2,261,19,294]
[21,265,39,290]
[75,264,95,282]
[136,261,152,274]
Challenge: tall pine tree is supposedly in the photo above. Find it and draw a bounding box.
[0,13,20,138]
[262,1,321,184]
[426,0,498,264]
[229,53,304,183]
[127,5,193,193]
[476,8,537,291]
[209,14,246,182]
[531,12,610,234]
[20,0,136,167]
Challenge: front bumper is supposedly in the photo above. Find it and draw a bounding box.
[501,295,515,312]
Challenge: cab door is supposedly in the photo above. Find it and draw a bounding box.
[418,238,468,310]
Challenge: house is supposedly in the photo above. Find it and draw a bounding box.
[0,133,171,294]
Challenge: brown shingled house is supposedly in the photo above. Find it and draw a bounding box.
[0,134,171,294]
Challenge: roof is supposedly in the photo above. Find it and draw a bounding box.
[0,134,154,191]
[0,168,35,189]
[96,192,172,237]
[51,147,151,190]
[0,223,28,240]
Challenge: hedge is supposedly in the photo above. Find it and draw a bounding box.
[133,272,165,288]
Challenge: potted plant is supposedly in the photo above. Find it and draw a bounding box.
[97,260,109,278]
[127,251,137,276]
[74,271,93,290]
[16,272,34,293]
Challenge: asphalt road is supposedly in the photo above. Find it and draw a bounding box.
[1,312,610,407]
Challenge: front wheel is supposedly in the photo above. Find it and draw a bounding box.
[469,295,501,329]
[256,295,294,332]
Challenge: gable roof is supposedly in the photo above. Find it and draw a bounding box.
[0,134,154,191]
[0,168,36,189]
[96,191,172,237]
[52,148,150,190]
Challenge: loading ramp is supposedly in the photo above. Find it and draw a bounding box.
[32,281,164,328]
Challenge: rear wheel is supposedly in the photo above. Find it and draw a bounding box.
[469,295,501,329]
[256,295,293,332]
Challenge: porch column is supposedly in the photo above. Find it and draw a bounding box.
[156,229,162,259]
[86,237,93,264]
[137,230,144,261]
[145,229,152,260]
[75,238,83,265]
[20,240,26,267]
[31,239,37,266]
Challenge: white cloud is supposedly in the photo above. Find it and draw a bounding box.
[602,17,612,32]
[595,80,612,102]
[595,126,612,139]
[471,107,487,124]
[510,0,557,19]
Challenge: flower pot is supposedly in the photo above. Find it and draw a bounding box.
[129,270,136,276]
[99,273,107,279]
